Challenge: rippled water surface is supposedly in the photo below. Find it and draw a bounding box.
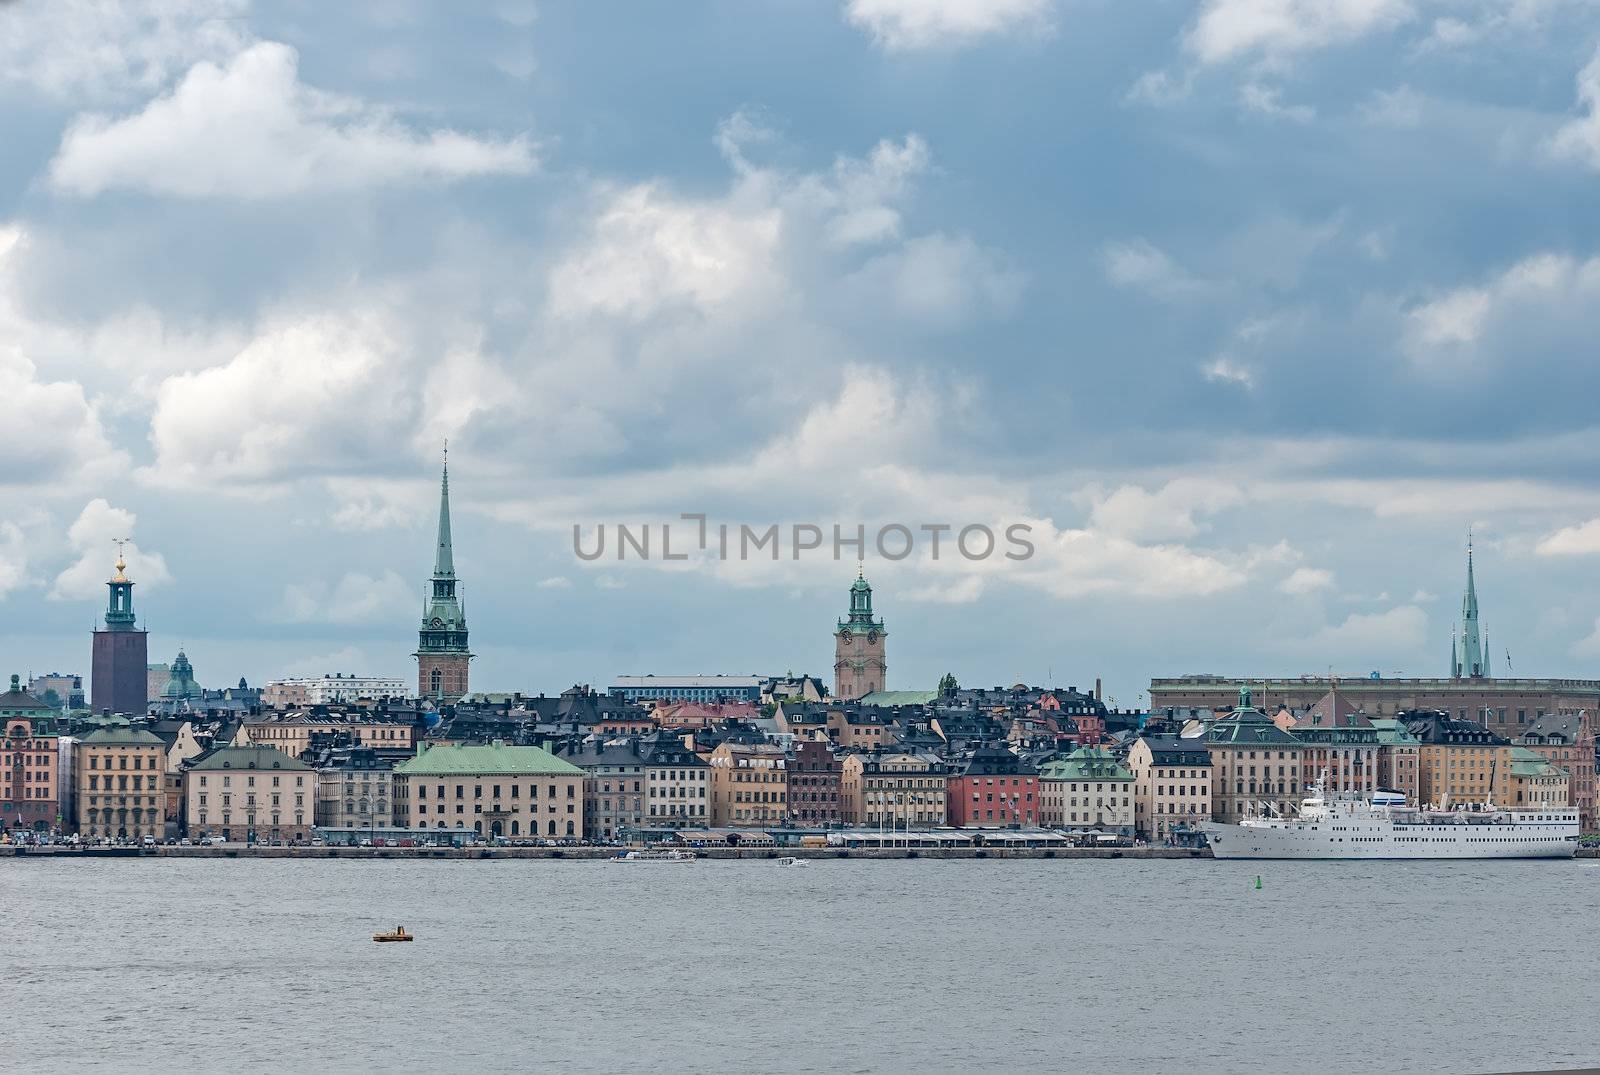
[2,857,1596,1073]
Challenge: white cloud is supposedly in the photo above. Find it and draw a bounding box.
[50,499,172,601]
[1103,239,1203,297]
[0,522,30,600]
[1551,45,1600,171]
[1126,69,1194,107]
[1202,357,1256,389]
[278,570,414,625]
[147,308,419,486]
[1086,479,1245,543]
[49,41,536,199]
[1305,604,1428,653]
[0,0,248,100]
[595,574,627,590]
[1279,566,1334,594]
[1187,0,1414,66]
[843,234,1023,328]
[1022,524,1249,599]
[547,182,783,322]
[844,0,1053,52]
[1404,253,1600,366]
[1239,82,1316,122]
[0,349,128,489]
[1537,518,1600,556]
[1362,85,1425,127]
[1574,618,1600,658]
[536,576,573,589]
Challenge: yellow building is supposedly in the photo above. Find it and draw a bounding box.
[707,742,788,827]
[1406,712,1512,807]
[839,750,947,827]
[74,716,166,841]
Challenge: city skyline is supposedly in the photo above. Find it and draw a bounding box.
[7,3,1600,703]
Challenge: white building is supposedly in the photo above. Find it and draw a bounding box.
[262,673,410,707]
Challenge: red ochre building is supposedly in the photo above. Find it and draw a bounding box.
[946,743,1038,828]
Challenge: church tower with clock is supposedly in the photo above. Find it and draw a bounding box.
[414,450,472,701]
[833,566,887,699]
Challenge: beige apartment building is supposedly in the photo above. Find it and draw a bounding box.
[185,744,314,842]
[707,742,788,827]
[1037,746,1134,833]
[839,750,947,827]
[1208,699,1304,821]
[1125,734,1211,842]
[394,742,585,840]
[74,717,167,841]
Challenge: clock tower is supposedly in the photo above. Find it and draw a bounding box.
[833,566,887,699]
[414,450,472,701]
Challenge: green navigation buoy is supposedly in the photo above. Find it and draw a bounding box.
[1254,875,1262,890]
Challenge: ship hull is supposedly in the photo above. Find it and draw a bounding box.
[1201,819,1578,860]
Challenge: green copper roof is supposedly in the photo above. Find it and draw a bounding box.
[80,723,165,747]
[395,742,582,777]
[1039,746,1133,782]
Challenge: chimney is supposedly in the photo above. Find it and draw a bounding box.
[1095,678,1102,700]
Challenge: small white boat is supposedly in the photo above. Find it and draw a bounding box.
[775,856,808,867]
[613,849,696,862]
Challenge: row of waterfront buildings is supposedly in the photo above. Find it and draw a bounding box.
[2,671,1589,845]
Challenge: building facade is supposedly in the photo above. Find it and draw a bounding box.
[839,750,947,827]
[264,674,409,707]
[185,744,314,842]
[1290,688,1381,795]
[1207,688,1304,821]
[639,732,710,830]
[946,743,1038,828]
[1371,719,1422,804]
[414,455,472,701]
[1126,734,1211,842]
[833,569,887,700]
[708,742,789,827]
[73,716,165,840]
[90,552,149,716]
[395,742,585,840]
[1405,712,1510,807]
[787,739,842,827]
[1,675,60,832]
[1038,746,1134,833]
[313,746,397,831]
[608,676,763,703]
[1518,712,1594,830]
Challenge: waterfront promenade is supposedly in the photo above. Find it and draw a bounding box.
[7,843,1211,861]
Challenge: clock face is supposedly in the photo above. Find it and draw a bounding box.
[430,617,444,627]
[840,633,851,646]
[867,631,878,644]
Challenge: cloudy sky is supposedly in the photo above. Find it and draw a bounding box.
[6,0,1600,707]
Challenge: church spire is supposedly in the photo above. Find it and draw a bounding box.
[1452,532,1486,678]
[434,441,455,578]
[416,443,471,701]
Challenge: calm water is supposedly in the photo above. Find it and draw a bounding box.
[2,857,1596,1073]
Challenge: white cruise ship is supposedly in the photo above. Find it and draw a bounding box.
[1201,788,1578,860]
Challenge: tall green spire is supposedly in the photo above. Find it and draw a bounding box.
[1453,533,1486,678]
[418,445,469,665]
[434,444,455,578]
